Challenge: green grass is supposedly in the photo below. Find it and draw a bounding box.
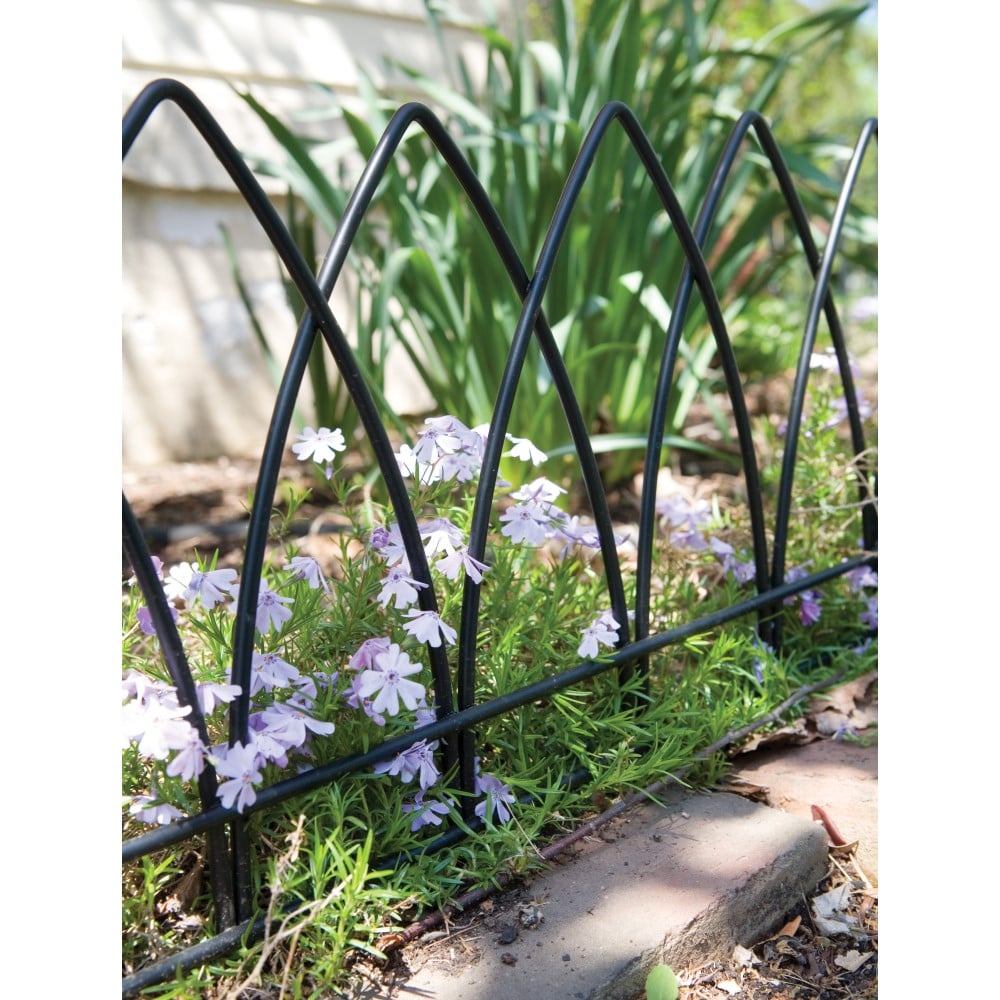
[122,358,877,997]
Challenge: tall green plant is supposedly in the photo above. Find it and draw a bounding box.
[238,0,875,485]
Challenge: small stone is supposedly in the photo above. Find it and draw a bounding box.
[500,952,517,966]
[562,953,571,962]
[497,923,519,945]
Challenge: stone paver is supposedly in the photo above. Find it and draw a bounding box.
[390,785,830,1000]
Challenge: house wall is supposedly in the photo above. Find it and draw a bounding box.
[123,0,507,464]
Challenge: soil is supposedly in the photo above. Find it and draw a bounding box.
[123,455,877,1000]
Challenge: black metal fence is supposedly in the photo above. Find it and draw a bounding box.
[122,78,877,994]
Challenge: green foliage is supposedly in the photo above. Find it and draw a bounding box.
[122,352,877,993]
[236,0,877,487]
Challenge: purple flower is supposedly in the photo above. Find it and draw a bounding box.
[230,580,294,633]
[670,526,708,551]
[165,728,207,782]
[402,791,453,832]
[256,581,294,633]
[709,537,755,582]
[356,644,427,717]
[751,637,775,684]
[197,681,242,716]
[847,565,878,591]
[505,434,547,465]
[136,603,179,637]
[291,425,346,464]
[348,636,393,672]
[283,555,328,592]
[414,706,438,729]
[578,611,620,659]
[122,670,166,705]
[370,522,408,567]
[435,546,490,583]
[809,349,840,372]
[129,795,184,826]
[860,595,878,630]
[475,771,516,825]
[373,738,440,789]
[163,562,238,610]
[258,702,335,749]
[249,651,300,695]
[799,594,822,626]
[656,494,711,530]
[212,742,263,813]
[124,693,195,761]
[127,556,164,587]
[345,673,386,726]
[377,566,428,609]
[410,420,462,465]
[247,719,291,766]
[709,536,734,561]
[394,416,479,483]
[419,517,465,558]
[291,674,318,703]
[402,610,457,648]
[499,500,551,545]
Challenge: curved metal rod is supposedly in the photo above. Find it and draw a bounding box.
[635,110,777,655]
[122,495,236,927]
[124,79,445,750]
[458,100,763,705]
[771,119,879,608]
[124,77,449,916]
[306,101,631,784]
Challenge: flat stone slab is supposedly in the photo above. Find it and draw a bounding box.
[387,786,829,999]
[728,739,878,884]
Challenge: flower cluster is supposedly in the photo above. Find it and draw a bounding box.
[656,492,755,582]
[123,542,337,816]
[657,492,878,634]
[847,564,878,631]
[124,404,874,839]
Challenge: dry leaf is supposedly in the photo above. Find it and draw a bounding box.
[775,915,802,939]
[732,944,757,967]
[715,776,771,802]
[732,718,814,755]
[835,949,874,972]
[812,884,856,936]
[807,671,878,735]
[716,980,742,994]
[808,671,877,716]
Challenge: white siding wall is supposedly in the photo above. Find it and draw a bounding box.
[123,0,507,464]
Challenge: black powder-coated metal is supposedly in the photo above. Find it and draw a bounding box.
[122,79,877,992]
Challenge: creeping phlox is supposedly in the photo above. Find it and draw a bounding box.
[123,549,338,820]
[122,417,576,829]
[655,492,877,633]
[124,413,875,831]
